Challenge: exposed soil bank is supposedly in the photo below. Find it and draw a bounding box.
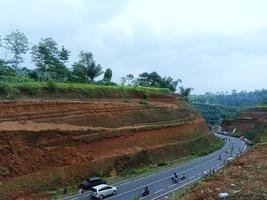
[222,107,267,141]
[0,91,214,199]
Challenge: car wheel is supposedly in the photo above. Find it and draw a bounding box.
[99,195,104,200]
[113,190,116,195]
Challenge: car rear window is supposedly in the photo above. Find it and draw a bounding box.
[92,178,101,182]
[91,188,97,193]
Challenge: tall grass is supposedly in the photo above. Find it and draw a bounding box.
[0,81,171,99]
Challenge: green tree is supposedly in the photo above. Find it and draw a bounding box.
[126,74,135,85]
[31,38,70,81]
[4,30,29,67]
[138,72,163,87]
[74,51,103,83]
[0,59,16,80]
[136,72,181,91]
[179,86,193,101]
[148,72,162,87]
[28,69,39,81]
[71,63,87,83]
[120,76,126,85]
[161,77,182,92]
[137,72,150,86]
[103,68,112,83]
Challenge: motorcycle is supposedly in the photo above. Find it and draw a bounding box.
[171,176,178,183]
[181,173,186,181]
[141,187,150,197]
[203,170,211,177]
[141,190,150,197]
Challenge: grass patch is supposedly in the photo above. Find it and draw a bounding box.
[157,161,168,167]
[8,81,171,94]
[171,180,203,200]
[121,165,154,177]
[0,81,173,100]
[195,138,225,157]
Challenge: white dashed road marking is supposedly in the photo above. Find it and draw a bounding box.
[154,189,165,194]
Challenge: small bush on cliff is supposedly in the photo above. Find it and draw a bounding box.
[46,79,57,92]
[17,83,38,96]
[121,165,153,177]
[138,100,148,105]
[157,161,168,167]
[196,139,225,157]
[143,92,149,99]
[0,82,17,98]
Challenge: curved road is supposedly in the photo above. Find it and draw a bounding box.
[63,134,246,200]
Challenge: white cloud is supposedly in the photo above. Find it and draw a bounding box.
[0,0,267,93]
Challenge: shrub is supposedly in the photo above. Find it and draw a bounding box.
[46,80,57,92]
[17,84,38,96]
[0,82,17,98]
[134,196,141,200]
[138,100,148,105]
[143,92,149,99]
[157,161,168,167]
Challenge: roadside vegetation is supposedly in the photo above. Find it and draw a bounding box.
[51,137,225,199]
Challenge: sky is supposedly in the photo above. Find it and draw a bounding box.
[0,0,267,94]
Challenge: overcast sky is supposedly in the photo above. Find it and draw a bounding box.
[1,0,267,94]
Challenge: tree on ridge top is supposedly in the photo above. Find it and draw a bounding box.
[73,51,103,83]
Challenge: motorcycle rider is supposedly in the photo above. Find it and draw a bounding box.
[142,186,150,196]
[172,172,178,183]
[218,154,222,160]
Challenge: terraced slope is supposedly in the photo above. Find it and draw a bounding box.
[0,91,215,199]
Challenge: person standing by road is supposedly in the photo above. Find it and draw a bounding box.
[79,188,84,194]
[64,184,68,195]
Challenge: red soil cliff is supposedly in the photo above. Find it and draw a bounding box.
[0,92,215,199]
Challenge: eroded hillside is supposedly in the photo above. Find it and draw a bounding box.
[0,90,215,199]
[222,107,267,140]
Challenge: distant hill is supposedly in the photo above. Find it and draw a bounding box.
[190,89,267,124]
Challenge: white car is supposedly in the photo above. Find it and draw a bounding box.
[227,157,234,162]
[91,184,117,199]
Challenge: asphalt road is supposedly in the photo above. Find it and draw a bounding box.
[62,134,246,200]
